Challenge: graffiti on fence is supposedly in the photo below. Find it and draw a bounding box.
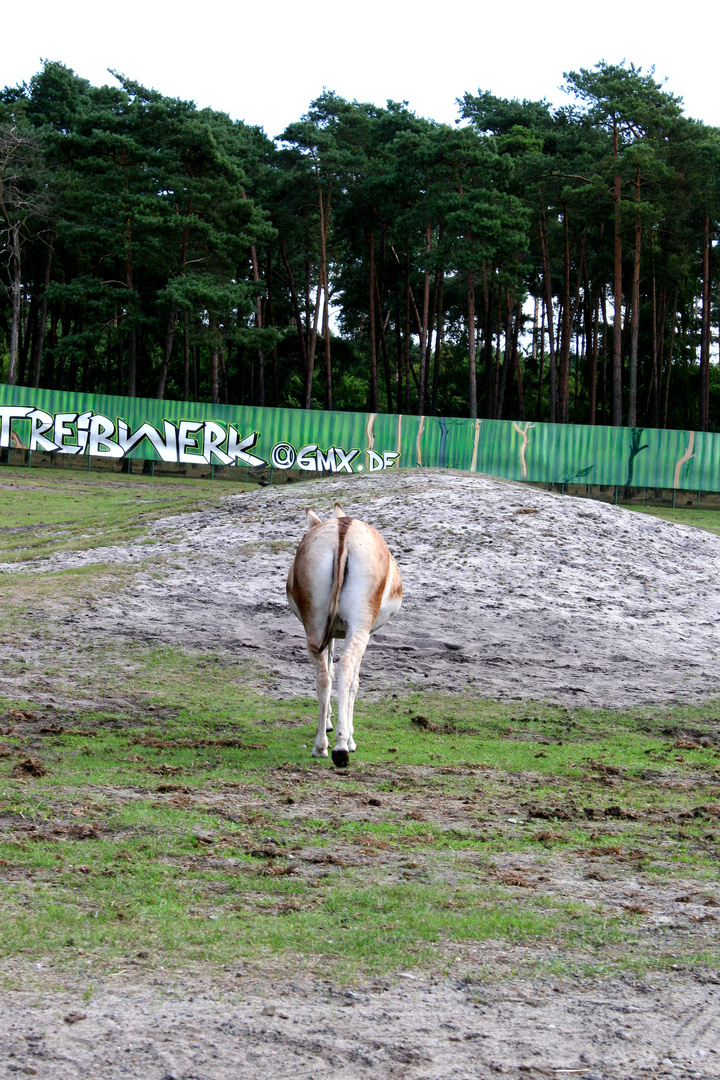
[2,385,720,490]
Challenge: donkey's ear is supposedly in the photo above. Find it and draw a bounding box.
[305,509,322,527]
[333,502,345,518]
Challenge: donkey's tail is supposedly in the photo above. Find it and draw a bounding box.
[315,516,352,654]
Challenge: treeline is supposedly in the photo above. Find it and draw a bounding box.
[1,60,719,429]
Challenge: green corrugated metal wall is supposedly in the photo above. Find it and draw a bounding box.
[1,383,717,490]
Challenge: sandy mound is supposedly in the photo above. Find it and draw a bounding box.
[18,469,720,709]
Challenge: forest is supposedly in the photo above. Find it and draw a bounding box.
[1,60,719,430]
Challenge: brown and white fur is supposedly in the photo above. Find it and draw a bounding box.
[286,502,402,767]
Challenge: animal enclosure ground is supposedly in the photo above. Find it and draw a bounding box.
[1,468,719,1078]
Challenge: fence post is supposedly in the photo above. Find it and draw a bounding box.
[27,449,32,469]
[672,489,676,509]
[614,486,618,505]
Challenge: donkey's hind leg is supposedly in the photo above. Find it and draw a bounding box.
[325,641,335,733]
[310,646,332,758]
[333,629,370,766]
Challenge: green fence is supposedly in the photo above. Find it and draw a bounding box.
[1,383,719,491]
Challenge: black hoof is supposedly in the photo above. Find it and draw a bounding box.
[332,748,350,768]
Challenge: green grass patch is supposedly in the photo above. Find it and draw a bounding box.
[624,503,720,537]
[0,470,247,564]
[1,649,719,979]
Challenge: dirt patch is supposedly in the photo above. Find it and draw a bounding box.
[4,470,720,710]
[1,966,719,1079]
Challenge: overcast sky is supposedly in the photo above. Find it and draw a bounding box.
[4,0,719,137]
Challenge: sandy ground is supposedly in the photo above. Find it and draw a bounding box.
[4,469,720,709]
[2,966,720,1080]
[3,470,720,1077]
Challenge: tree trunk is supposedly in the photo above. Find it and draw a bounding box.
[396,308,403,415]
[266,254,279,407]
[280,239,310,392]
[322,262,332,410]
[628,169,642,427]
[19,297,38,388]
[417,223,432,416]
[537,298,545,420]
[558,206,572,423]
[699,216,711,431]
[422,267,440,408]
[127,329,136,397]
[484,282,495,418]
[7,224,21,385]
[32,236,53,388]
[612,124,623,425]
[589,294,599,425]
[404,251,411,413]
[374,275,393,412]
[156,310,178,399]
[514,310,525,422]
[209,315,219,404]
[496,291,514,419]
[431,273,444,415]
[318,188,332,411]
[467,269,477,418]
[220,336,229,404]
[249,243,265,407]
[662,285,679,429]
[182,311,190,401]
[538,193,558,423]
[493,290,502,417]
[368,230,378,411]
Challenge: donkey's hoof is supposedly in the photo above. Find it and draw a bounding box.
[312,746,329,758]
[332,748,350,768]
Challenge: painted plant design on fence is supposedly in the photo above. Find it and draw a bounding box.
[674,431,696,489]
[626,428,650,487]
[512,422,536,479]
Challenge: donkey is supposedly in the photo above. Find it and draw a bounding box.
[287,502,403,766]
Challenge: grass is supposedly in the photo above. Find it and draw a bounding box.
[1,651,719,981]
[0,469,248,564]
[622,504,720,537]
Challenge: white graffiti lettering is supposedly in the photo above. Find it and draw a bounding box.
[176,420,204,463]
[0,407,32,448]
[89,415,124,457]
[29,410,57,452]
[271,442,395,473]
[226,429,265,467]
[2,403,400,474]
[334,446,361,473]
[271,442,296,469]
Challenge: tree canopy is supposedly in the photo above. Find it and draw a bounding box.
[1,60,719,430]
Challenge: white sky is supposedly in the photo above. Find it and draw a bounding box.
[3,0,719,137]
